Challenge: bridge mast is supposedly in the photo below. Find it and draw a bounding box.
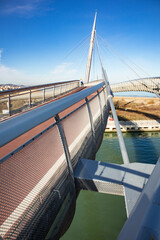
[85,11,97,83]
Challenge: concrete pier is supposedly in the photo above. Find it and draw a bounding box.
[105,119,160,132]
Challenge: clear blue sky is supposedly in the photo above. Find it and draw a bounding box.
[0,0,160,85]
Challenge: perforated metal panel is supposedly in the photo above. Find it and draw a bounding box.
[0,125,71,239]
[99,90,106,109]
[62,104,91,162]
[89,95,101,122]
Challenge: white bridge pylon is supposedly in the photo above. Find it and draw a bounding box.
[85,11,97,83]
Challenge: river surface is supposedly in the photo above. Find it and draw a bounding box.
[61,131,160,240]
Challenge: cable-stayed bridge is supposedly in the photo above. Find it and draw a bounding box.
[110,77,160,96]
[1,12,160,240]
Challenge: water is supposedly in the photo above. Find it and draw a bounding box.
[114,91,156,98]
[61,131,160,240]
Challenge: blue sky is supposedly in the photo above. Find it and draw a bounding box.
[0,0,160,85]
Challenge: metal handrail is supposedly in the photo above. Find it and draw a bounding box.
[0,80,79,96]
[110,77,160,96]
[110,77,160,85]
[0,82,105,147]
[0,82,78,100]
[0,80,80,117]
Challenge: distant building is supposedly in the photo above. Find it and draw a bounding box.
[0,84,22,92]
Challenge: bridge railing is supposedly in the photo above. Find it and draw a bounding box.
[0,80,79,118]
[111,77,160,95]
[0,82,108,239]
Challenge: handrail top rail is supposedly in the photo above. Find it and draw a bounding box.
[110,77,160,86]
[0,80,79,96]
[0,82,105,148]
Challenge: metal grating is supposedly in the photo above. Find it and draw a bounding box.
[0,125,70,239]
[89,95,101,123]
[62,104,91,161]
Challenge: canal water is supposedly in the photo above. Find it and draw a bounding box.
[61,131,160,240]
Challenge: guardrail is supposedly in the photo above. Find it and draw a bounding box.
[0,81,108,239]
[0,80,79,118]
[0,82,105,147]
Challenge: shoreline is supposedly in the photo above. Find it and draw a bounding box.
[105,119,160,133]
[106,96,160,132]
[113,96,160,121]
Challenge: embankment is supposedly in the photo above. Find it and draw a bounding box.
[106,96,160,132]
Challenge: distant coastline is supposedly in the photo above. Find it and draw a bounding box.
[0,84,25,92]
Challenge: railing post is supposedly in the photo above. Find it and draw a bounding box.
[65,83,67,93]
[85,97,97,149]
[8,94,11,116]
[43,88,45,103]
[29,90,31,108]
[60,84,62,95]
[53,86,55,98]
[55,86,57,98]
[55,114,75,192]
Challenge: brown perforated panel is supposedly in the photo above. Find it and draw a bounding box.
[62,104,90,160]
[99,91,106,109]
[89,96,101,121]
[0,125,68,239]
